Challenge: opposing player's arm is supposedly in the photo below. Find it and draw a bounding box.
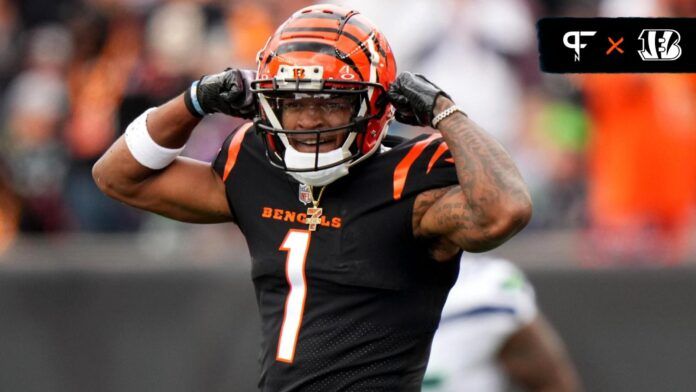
[92,95,233,223]
[499,315,582,392]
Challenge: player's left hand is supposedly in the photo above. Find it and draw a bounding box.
[387,72,451,127]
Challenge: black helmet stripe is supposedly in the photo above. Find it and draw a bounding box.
[370,34,388,61]
[275,41,365,81]
[293,11,372,35]
[281,27,387,59]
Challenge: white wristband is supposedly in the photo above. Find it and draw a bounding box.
[124,108,185,170]
[432,105,466,128]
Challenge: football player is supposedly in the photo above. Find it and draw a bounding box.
[92,4,532,391]
[423,256,581,391]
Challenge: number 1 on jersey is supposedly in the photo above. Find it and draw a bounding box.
[277,229,311,363]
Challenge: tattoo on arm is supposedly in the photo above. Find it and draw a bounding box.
[424,97,531,249]
[442,113,528,204]
[412,186,451,235]
[412,186,461,261]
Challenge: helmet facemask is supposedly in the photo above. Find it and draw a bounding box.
[252,66,387,185]
[250,4,397,186]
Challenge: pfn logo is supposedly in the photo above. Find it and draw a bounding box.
[638,29,682,61]
[563,31,597,61]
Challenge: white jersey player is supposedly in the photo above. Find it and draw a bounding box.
[423,257,581,392]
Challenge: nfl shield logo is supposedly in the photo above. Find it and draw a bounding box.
[298,184,312,205]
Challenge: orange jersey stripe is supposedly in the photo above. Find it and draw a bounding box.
[426,141,450,174]
[222,122,253,181]
[393,134,440,200]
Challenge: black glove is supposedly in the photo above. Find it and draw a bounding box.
[188,68,257,119]
[387,72,450,127]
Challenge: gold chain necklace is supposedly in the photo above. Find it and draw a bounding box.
[306,185,326,231]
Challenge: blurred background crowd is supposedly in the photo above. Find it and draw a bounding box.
[0,0,695,265]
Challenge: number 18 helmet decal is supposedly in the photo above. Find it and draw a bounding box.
[251,4,397,186]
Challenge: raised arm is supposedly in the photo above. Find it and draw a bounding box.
[92,69,256,223]
[389,72,532,252]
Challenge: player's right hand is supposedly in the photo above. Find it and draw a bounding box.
[196,68,257,119]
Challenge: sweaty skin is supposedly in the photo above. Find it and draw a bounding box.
[93,94,531,258]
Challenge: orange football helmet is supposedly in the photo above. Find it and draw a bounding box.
[251,4,397,178]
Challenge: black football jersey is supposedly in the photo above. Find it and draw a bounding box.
[213,124,462,392]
